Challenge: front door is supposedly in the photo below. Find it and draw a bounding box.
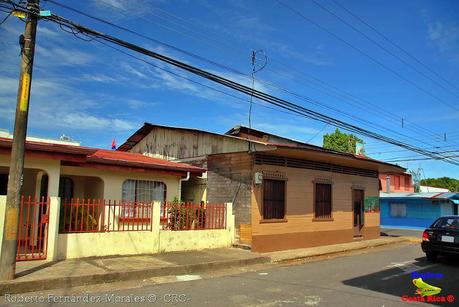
[353,189,364,236]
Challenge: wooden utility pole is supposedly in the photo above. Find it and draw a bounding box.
[0,0,39,280]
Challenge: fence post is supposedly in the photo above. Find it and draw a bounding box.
[152,201,161,253]
[225,202,235,246]
[0,196,6,260]
[46,197,60,261]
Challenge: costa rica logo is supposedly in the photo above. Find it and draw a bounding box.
[412,278,442,296]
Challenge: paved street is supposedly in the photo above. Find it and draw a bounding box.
[381,228,424,239]
[2,243,458,306]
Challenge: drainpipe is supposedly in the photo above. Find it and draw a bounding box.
[178,171,191,202]
[386,176,391,193]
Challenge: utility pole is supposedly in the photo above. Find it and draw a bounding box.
[247,49,266,152]
[0,0,39,280]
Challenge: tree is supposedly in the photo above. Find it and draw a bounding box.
[323,128,364,154]
[420,177,459,192]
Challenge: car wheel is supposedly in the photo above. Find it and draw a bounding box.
[426,252,437,262]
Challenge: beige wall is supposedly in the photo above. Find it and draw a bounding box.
[0,155,183,202]
[251,164,380,251]
[54,202,234,259]
[0,155,61,197]
[60,166,181,202]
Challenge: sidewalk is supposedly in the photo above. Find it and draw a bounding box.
[0,249,269,295]
[0,237,412,294]
[264,237,413,263]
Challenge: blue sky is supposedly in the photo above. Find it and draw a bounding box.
[0,0,458,179]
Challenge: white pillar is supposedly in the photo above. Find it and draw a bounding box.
[225,202,235,246]
[0,196,6,260]
[152,201,161,253]
[46,197,60,261]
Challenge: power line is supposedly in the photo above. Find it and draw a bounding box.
[311,0,459,100]
[93,38,324,125]
[331,0,459,94]
[5,0,459,166]
[45,0,449,143]
[42,0,440,146]
[386,155,459,163]
[0,10,11,26]
[277,0,459,112]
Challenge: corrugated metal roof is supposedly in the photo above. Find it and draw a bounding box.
[380,192,459,200]
[118,123,405,172]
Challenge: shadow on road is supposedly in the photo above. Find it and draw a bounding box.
[342,256,459,306]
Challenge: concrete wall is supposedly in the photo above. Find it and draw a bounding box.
[0,196,6,258]
[207,153,253,244]
[379,173,414,193]
[380,198,454,229]
[0,156,61,197]
[52,202,234,260]
[251,164,380,252]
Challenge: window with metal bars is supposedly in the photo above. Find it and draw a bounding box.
[315,183,332,219]
[263,179,285,219]
[122,180,167,217]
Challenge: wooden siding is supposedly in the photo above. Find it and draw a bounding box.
[129,126,250,160]
[207,153,253,242]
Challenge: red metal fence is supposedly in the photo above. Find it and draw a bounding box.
[16,196,50,261]
[161,202,226,231]
[59,199,152,233]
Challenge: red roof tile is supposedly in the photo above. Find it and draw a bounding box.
[0,137,204,174]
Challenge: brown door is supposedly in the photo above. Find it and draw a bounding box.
[353,189,364,236]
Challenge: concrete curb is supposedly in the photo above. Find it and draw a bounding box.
[0,256,270,295]
[269,237,412,263]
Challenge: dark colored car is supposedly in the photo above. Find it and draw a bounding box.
[422,216,459,261]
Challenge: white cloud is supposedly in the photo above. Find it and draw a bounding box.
[0,76,19,95]
[42,112,137,131]
[35,46,95,66]
[126,99,153,109]
[90,0,157,18]
[0,76,138,133]
[427,21,459,63]
[78,74,125,83]
[254,122,319,137]
[428,21,459,51]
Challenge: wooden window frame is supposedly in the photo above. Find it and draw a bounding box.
[313,181,333,221]
[260,178,288,223]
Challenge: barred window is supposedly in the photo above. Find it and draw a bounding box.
[315,183,332,219]
[263,179,285,220]
[122,180,167,217]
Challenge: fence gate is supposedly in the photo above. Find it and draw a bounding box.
[16,197,50,261]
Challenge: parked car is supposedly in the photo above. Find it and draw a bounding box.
[422,216,459,261]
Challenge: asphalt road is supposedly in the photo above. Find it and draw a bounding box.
[381,227,424,239]
[2,243,458,307]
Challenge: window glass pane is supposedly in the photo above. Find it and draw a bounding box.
[122,179,167,218]
[122,179,166,203]
[390,203,406,217]
[433,217,459,229]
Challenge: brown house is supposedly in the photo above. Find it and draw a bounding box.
[119,123,405,252]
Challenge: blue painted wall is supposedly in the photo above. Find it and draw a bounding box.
[380,198,454,229]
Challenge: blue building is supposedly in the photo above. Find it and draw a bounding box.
[380,192,459,229]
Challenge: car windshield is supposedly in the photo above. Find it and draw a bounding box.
[432,217,459,229]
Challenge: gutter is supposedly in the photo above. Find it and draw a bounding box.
[178,171,191,202]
